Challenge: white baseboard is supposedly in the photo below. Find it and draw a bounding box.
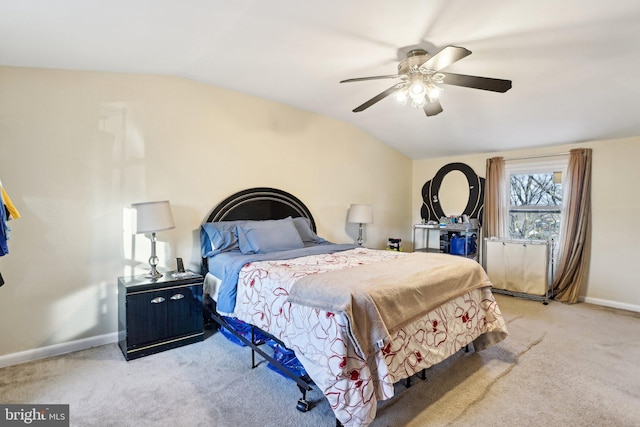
[0,332,119,369]
[580,296,640,313]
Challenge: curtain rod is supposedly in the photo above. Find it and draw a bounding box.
[504,152,569,162]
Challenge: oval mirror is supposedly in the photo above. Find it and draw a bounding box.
[438,170,469,216]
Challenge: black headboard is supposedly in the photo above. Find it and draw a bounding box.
[205,187,316,232]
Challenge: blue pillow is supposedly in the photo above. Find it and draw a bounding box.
[237,217,305,254]
[200,221,244,257]
[292,216,326,243]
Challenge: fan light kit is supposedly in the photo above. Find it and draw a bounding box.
[340,46,512,117]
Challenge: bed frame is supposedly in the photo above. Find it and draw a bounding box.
[201,187,318,413]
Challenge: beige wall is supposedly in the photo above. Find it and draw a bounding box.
[413,137,640,311]
[0,66,412,360]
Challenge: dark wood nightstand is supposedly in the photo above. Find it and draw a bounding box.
[118,271,204,360]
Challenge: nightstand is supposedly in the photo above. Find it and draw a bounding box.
[118,271,204,360]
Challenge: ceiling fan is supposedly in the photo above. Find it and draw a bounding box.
[340,46,512,117]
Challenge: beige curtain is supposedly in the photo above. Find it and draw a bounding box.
[552,148,592,303]
[484,156,507,238]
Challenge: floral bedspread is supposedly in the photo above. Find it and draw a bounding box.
[233,248,508,427]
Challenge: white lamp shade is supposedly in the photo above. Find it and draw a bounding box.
[132,200,175,234]
[348,204,373,224]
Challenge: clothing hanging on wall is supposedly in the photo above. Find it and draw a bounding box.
[0,193,8,256]
[0,193,6,286]
[1,186,20,220]
[0,179,21,286]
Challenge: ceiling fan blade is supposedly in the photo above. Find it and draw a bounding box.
[423,100,443,117]
[340,74,400,83]
[440,72,512,93]
[420,46,471,71]
[352,84,402,112]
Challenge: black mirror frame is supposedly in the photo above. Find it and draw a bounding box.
[420,162,485,224]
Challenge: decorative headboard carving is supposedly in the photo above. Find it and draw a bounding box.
[420,163,485,224]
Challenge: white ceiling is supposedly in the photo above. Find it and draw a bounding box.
[2,0,640,159]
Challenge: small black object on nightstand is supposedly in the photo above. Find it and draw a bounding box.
[176,257,185,273]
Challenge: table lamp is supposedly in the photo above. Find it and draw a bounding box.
[132,200,175,279]
[347,204,373,246]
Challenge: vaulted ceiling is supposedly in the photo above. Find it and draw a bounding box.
[2,0,640,159]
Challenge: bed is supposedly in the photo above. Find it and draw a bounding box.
[200,187,508,427]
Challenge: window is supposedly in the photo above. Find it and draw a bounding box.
[505,158,568,242]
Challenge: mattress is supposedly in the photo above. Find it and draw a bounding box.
[231,248,508,426]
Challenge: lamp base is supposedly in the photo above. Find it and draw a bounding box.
[145,269,163,279]
[357,223,364,246]
[146,235,163,279]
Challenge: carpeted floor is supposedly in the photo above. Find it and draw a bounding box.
[1,294,639,427]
